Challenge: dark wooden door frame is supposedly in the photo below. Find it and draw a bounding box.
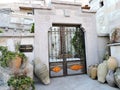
[48,24,86,77]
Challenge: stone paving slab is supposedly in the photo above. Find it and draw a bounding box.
[35,75,119,90]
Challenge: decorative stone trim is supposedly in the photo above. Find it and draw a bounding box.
[0,33,34,37]
[51,0,82,6]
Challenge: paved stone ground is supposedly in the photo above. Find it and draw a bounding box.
[35,75,119,90]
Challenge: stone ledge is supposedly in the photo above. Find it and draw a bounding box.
[97,33,109,37]
[0,33,34,37]
[107,43,120,46]
[20,4,52,10]
[51,0,82,6]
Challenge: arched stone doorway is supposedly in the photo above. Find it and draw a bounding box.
[34,1,99,78]
[48,24,86,77]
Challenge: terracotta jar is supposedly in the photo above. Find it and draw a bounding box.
[88,65,93,77]
[90,65,97,79]
[88,65,98,79]
[9,56,22,71]
[107,57,118,70]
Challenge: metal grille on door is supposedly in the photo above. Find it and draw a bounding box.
[48,24,86,77]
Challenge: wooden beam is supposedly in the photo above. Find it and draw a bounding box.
[19,6,33,10]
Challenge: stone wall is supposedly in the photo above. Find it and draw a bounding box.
[94,0,120,62]
[96,0,120,34]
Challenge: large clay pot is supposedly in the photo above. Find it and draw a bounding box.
[88,65,97,79]
[97,61,108,83]
[88,65,93,77]
[91,65,97,79]
[9,56,22,71]
[34,58,50,85]
[106,70,116,87]
[107,57,118,70]
[114,67,120,88]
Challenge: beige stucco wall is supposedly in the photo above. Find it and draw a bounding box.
[34,2,99,72]
[96,0,120,34]
[0,34,34,63]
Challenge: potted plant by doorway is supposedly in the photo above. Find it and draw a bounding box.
[7,74,35,90]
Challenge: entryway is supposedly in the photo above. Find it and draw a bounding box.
[48,24,86,77]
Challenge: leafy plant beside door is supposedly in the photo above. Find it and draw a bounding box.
[71,27,85,58]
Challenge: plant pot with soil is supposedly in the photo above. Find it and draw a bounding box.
[7,75,35,90]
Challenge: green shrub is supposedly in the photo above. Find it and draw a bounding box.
[71,27,85,58]
[7,75,35,90]
[0,46,27,67]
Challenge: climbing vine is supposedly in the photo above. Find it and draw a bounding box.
[71,27,85,58]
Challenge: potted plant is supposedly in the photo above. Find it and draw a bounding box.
[0,46,27,69]
[7,75,35,90]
